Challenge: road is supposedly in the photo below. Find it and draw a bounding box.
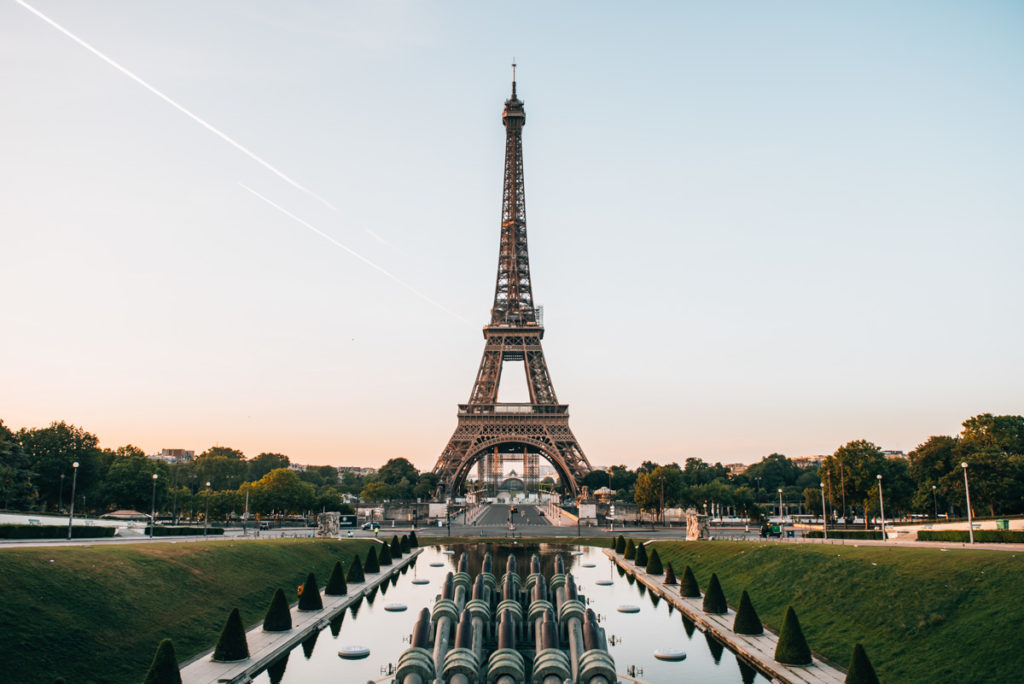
[474,503,551,527]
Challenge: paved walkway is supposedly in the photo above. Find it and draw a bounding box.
[604,549,847,684]
[179,547,422,684]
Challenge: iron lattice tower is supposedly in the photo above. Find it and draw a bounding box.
[433,75,592,499]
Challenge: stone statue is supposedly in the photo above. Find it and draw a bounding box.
[316,512,340,538]
[685,508,710,541]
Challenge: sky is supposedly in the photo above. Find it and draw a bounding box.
[1,1,1022,471]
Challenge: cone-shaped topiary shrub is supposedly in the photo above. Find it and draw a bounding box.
[774,605,812,665]
[400,534,410,553]
[409,530,419,547]
[298,572,323,611]
[624,538,636,560]
[267,653,289,684]
[614,535,626,554]
[702,573,727,614]
[378,541,393,566]
[213,607,250,661]
[845,643,880,684]
[263,588,292,632]
[347,555,365,583]
[646,548,664,575]
[634,542,648,567]
[733,589,763,635]
[325,561,348,596]
[364,546,380,573]
[679,565,701,598]
[391,535,403,558]
[664,562,677,585]
[143,638,182,684]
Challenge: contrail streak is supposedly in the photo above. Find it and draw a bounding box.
[239,183,467,322]
[16,0,336,210]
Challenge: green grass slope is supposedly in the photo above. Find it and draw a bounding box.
[651,541,1024,684]
[0,538,374,684]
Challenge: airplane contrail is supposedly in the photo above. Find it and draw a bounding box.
[16,0,337,211]
[239,183,467,323]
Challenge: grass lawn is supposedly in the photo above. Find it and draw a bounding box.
[0,538,375,684]
[642,540,1024,683]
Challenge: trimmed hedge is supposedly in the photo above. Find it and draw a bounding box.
[212,607,249,661]
[400,534,410,554]
[364,546,380,573]
[143,639,181,684]
[0,524,116,539]
[646,548,664,575]
[846,643,880,684]
[635,542,648,567]
[325,561,347,596]
[624,538,636,560]
[918,529,1024,543]
[262,589,292,632]
[297,572,322,611]
[614,535,626,554]
[409,531,419,547]
[679,565,701,598]
[663,562,677,585]
[774,605,812,665]
[144,526,225,537]
[347,555,365,583]
[378,541,393,566]
[733,589,763,635]
[806,530,882,540]
[702,573,727,614]
[390,535,403,558]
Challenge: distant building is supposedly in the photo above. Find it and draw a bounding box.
[724,462,748,475]
[338,466,377,477]
[148,449,194,464]
[883,450,907,460]
[288,463,308,472]
[792,455,825,469]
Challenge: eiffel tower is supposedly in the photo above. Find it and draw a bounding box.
[432,72,593,499]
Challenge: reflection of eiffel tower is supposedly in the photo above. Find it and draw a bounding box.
[432,73,592,499]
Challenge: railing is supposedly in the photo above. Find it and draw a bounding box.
[458,403,568,415]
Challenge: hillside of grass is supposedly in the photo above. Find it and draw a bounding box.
[0,538,374,684]
[647,540,1024,683]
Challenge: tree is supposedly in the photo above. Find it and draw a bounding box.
[249,468,316,514]
[213,608,249,661]
[248,453,290,482]
[774,606,812,665]
[18,422,103,510]
[360,481,394,502]
[412,472,439,500]
[733,590,763,635]
[743,453,801,493]
[192,447,247,491]
[679,565,701,598]
[0,422,36,510]
[909,435,957,514]
[819,440,887,527]
[263,589,292,631]
[102,450,169,511]
[646,548,664,575]
[325,561,348,596]
[702,573,727,614]
[960,413,1024,454]
[845,643,880,684]
[297,573,323,611]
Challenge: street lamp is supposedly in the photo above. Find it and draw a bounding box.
[67,462,80,540]
[820,482,827,540]
[204,482,211,537]
[150,474,159,539]
[932,484,938,521]
[876,474,886,540]
[59,473,65,513]
[962,462,974,544]
[777,488,783,522]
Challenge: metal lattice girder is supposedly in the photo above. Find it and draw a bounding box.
[433,78,592,499]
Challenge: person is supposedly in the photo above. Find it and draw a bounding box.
[347,530,353,537]
[374,527,379,538]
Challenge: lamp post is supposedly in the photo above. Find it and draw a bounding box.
[67,461,80,540]
[962,462,974,544]
[59,473,65,513]
[820,482,827,540]
[876,474,886,540]
[204,482,211,537]
[150,474,159,538]
[932,484,938,521]
[777,488,783,521]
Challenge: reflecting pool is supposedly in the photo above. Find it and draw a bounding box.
[250,543,769,683]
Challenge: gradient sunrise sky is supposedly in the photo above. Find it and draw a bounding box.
[2,1,1022,470]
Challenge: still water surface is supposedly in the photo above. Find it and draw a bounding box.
[249,543,768,683]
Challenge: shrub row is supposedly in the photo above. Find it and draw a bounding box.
[144,526,225,537]
[0,524,116,539]
[806,530,882,540]
[917,529,1024,543]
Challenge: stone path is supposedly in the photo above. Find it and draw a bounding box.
[180,547,422,684]
[604,549,847,684]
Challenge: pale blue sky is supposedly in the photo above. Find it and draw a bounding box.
[1,1,1022,469]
